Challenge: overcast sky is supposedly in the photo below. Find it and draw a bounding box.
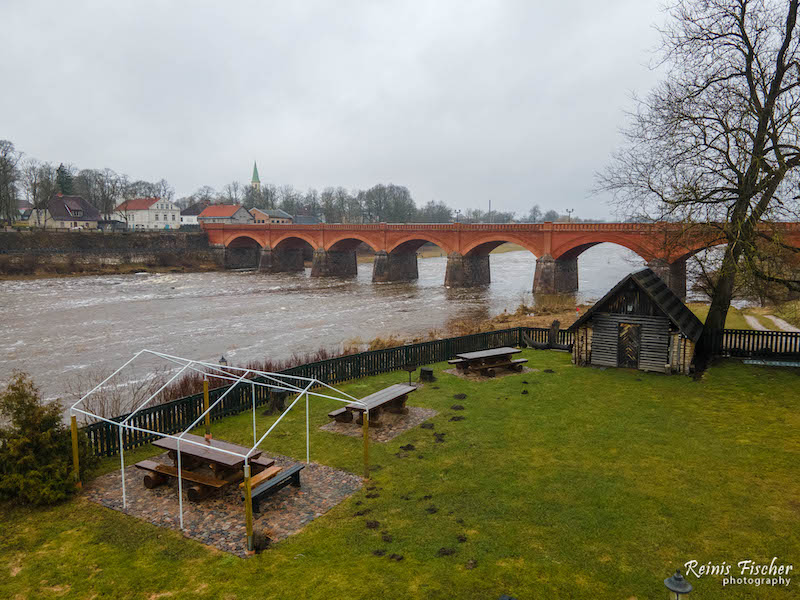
[3,1,665,219]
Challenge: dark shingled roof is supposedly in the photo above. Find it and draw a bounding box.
[569,268,704,342]
[46,195,100,222]
[181,201,211,216]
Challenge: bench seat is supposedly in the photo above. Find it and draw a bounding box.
[135,459,227,489]
[240,465,281,489]
[476,358,528,376]
[328,407,353,423]
[250,455,276,473]
[246,464,305,513]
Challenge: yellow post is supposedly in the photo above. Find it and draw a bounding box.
[203,379,211,440]
[362,410,370,480]
[70,415,81,489]
[243,463,254,553]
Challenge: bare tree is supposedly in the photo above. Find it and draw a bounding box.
[21,159,57,227]
[599,0,800,357]
[0,141,22,224]
[222,181,243,204]
[153,178,174,202]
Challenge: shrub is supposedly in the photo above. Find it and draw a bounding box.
[0,372,97,505]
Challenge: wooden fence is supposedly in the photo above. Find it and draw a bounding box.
[84,327,533,456]
[707,328,800,358]
[83,325,799,457]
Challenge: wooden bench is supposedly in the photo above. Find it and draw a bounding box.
[327,384,417,426]
[239,465,282,489]
[246,464,305,513]
[328,407,353,423]
[135,459,228,500]
[477,358,528,377]
[250,455,276,474]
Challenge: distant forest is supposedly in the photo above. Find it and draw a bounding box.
[0,140,603,224]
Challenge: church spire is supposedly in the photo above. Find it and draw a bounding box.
[251,161,261,191]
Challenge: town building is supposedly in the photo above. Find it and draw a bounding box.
[180,201,211,229]
[115,197,180,230]
[569,268,703,374]
[250,208,293,224]
[28,194,100,229]
[17,199,33,217]
[197,205,255,225]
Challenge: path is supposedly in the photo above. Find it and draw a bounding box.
[764,315,800,332]
[744,315,768,330]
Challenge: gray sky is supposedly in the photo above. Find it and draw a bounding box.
[3,1,664,219]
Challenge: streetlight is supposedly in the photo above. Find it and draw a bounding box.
[566,208,574,223]
[664,569,693,599]
[454,209,461,223]
[219,355,228,367]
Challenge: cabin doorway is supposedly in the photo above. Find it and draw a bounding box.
[617,322,641,368]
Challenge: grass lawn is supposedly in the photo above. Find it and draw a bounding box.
[687,302,754,329]
[2,351,799,599]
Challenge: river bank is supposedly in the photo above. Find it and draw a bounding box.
[0,230,224,279]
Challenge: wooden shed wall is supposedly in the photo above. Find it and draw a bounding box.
[589,313,671,372]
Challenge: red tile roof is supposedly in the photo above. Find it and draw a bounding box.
[116,197,160,211]
[198,205,243,218]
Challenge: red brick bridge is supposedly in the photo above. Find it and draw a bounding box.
[203,222,800,298]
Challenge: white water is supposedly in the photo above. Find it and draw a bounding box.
[1,244,649,402]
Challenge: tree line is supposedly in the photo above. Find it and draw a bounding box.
[0,141,596,225]
[0,141,175,222]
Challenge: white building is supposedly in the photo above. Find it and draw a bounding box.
[180,201,211,228]
[115,197,181,230]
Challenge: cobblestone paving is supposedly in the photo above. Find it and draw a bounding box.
[85,451,363,557]
[319,406,438,443]
[442,366,536,381]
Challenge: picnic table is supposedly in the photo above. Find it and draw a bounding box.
[448,346,527,377]
[328,383,417,427]
[135,433,274,500]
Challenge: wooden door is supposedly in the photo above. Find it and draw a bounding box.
[617,322,641,368]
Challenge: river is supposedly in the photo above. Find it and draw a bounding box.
[1,244,650,402]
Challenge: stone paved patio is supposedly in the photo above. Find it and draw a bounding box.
[85,451,362,557]
[319,406,438,443]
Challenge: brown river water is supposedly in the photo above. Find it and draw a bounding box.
[1,245,649,404]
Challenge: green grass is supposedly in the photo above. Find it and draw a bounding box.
[2,351,799,599]
[687,302,754,329]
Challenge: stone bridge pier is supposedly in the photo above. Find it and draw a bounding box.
[257,247,305,273]
[311,249,358,277]
[532,254,578,295]
[372,251,418,282]
[444,253,491,287]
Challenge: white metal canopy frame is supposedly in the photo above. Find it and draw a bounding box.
[69,349,369,552]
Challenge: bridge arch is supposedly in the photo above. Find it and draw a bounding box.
[551,235,656,262]
[225,233,264,249]
[325,235,380,252]
[271,232,319,251]
[386,235,455,256]
[460,235,543,258]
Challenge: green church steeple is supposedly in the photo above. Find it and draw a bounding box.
[251,161,261,191]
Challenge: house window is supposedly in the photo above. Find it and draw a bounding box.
[172,214,176,221]
[155,214,159,220]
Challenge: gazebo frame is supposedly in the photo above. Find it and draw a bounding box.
[69,349,369,553]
